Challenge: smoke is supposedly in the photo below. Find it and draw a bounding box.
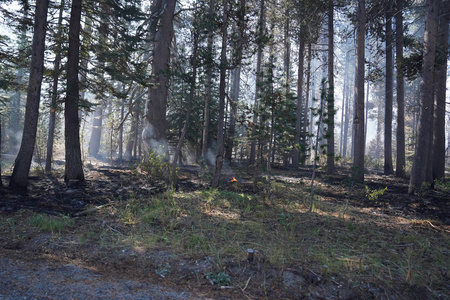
[142,123,168,157]
[5,129,22,155]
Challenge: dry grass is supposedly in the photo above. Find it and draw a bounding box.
[1,171,449,299]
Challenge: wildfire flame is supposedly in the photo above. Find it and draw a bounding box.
[231,177,237,183]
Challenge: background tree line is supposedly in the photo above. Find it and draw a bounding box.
[0,0,448,193]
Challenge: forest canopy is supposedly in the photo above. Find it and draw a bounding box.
[0,0,448,192]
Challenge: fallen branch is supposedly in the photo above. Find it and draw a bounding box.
[74,203,112,217]
[102,220,127,236]
[241,277,251,292]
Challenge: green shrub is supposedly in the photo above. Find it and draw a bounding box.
[138,149,173,180]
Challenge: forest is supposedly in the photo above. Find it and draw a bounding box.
[0,0,449,299]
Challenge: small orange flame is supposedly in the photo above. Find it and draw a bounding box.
[231,177,237,183]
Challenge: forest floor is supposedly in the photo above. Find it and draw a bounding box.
[0,158,449,299]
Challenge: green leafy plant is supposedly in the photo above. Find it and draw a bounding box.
[205,271,230,286]
[7,218,16,237]
[365,186,387,201]
[277,211,290,227]
[138,149,173,180]
[198,157,212,182]
[434,178,450,194]
[155,262,171,277]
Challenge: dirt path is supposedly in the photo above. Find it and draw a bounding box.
[0,255,202,300]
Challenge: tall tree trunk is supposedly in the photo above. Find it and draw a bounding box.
[326,0,335,174]
[225,0,245,163]
[172,30,199,187]
[302,42,312,164]
[118,96,125,163]
[432,1,449,181]
[282,14,291,166]
[364,53,370,143]
[384,9,394,175]
[10,0,49,190]
[45,0,65,174]
[293,30,305,168]
[201,0,215,162]
[249,0,265,165]
[340,51,349,157]
[125,111,137,159]
[211,0,229,188]
[344,69,353,158]
[143,0,176,157]
[89,105,103,156]
[408,0,441,194]
[225,67,240,162]
[64,0,84,184]
[0,115,2,187]
[395,0,406,177]
[134,102,141,160]
[352,0,366,183]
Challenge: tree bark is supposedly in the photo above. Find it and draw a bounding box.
[293,32,305,168]
[395,0,406,177]
[225,67,240,162]
[143,0,176,157]
[432,0,449,181]
[64,0,84,184]
[352,0,365,183]
[45,0,65,175]
[10,0,50,190]
[211,0,229,188]
[326,0,335,174]
[340,51,349,157]
[408,0,441,194]
[384,9,394,175]
[118,93,125,163]
[225,0,245,163]
[125,109,137,159]
[89,105,103,156]
[201,0,215,163]
[249,0,265,165]
[172,29,199,187]
[0,115,2,187]
[302,42,312,164]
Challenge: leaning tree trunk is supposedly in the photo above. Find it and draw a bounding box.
[432,1,449,181]
[408,0,441,194]
[326,0,335,174]
[64,0,84,184]
[211,0,229,188]
[352,0,366,184]
[395,0,406,178]
[45,0,65,175]
[143,0,176,158]
[10,0,50,190]
[384,9,394,175]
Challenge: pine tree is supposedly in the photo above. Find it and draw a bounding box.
[10,0,50,190]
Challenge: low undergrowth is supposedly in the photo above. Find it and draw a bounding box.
[1,171,449,299]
